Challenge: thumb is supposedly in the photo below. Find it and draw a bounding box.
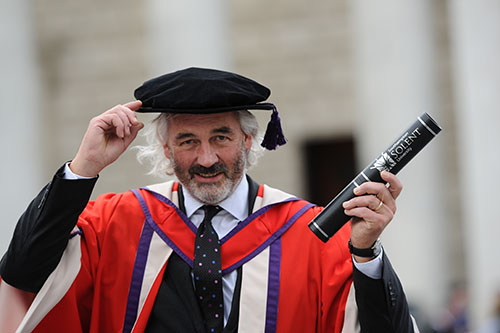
[123,100,143,111]
[124,122,144,146]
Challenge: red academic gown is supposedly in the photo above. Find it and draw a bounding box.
[7,180,356,332]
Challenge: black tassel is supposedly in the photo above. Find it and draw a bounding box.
[261,107,287,150]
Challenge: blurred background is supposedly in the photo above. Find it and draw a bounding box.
[1,0,499,331]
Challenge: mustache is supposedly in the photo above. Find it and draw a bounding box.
[189,163,228,178]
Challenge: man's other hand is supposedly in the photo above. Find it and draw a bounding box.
[69,101,144,177]
[342,171,403,262]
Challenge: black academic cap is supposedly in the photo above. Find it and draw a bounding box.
[134,67,286,150]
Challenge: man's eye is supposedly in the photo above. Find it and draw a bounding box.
[216,136,228,142]
[180,139,194,146]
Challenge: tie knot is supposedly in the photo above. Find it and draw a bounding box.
[203,205,221,222]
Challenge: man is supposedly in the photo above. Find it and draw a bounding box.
[0,67,418,332]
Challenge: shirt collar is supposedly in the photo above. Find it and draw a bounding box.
[183,176,249,221]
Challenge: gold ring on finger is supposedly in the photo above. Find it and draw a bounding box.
[375,199,383,212]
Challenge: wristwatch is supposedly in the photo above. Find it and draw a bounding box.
[348,239,382,258]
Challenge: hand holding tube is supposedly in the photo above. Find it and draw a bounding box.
[308,112,442,242]
[342,170,402,257]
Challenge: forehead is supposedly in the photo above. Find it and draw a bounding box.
[167,112,241,134]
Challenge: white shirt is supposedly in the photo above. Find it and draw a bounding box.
[63,163,383,324]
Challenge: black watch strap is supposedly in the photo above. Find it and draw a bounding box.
[348,239,382,258]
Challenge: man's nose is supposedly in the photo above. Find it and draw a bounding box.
[196,143,218,167]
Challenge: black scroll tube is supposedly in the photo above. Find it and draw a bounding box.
[308,112,442,243]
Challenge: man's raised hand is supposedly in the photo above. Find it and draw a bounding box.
[69,101,144,177]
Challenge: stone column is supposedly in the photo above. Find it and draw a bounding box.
[0,1,42,254]
[350,0,451,320]
[448,0,500,327]
[145,0,231,74]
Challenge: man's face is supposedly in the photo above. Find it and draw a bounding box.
[164,112,252,205]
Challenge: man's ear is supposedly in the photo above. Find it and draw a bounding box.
[244,134,252,151]
[163,144,171,159]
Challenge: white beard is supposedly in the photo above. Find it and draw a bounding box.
[171,143,247,205]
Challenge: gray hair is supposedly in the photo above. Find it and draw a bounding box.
[135,110,264,178]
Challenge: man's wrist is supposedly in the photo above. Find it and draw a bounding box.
[349,239,382,258]
[64,162,97,180]
[68,156,101,178]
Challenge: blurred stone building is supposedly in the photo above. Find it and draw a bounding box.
[2,0,499,329]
